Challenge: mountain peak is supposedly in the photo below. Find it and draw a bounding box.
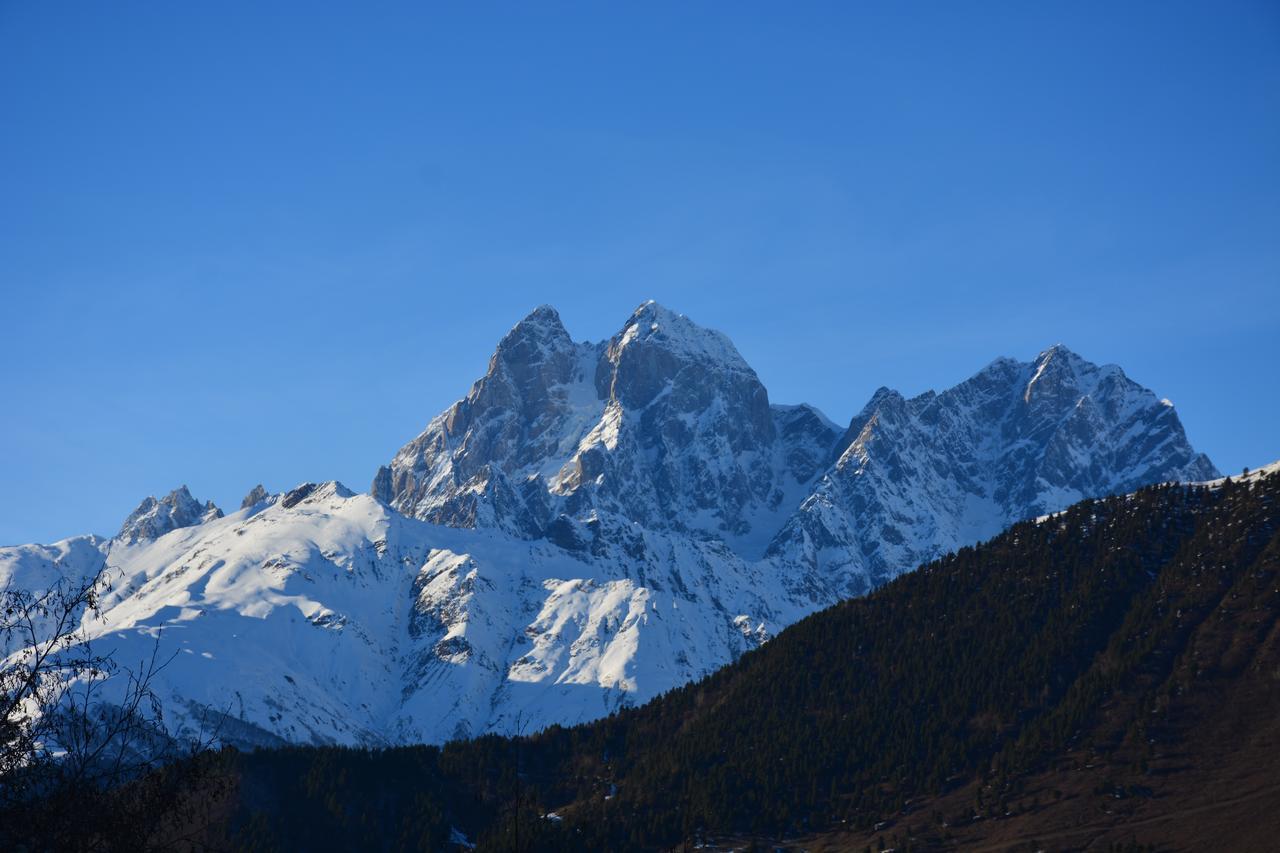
[519,303,565,328]
[117,485,221,544]
[615,301,752,374]
[496,304,573,358]
[280,481,354,509]
[1036,342,1078,360]
[464,303,585,427]
[380,300,786,543]
[241,484,271,510]
[1023,343,1092,403]
[772,342,1221,589]
[629,298,674,322]
[866,386,904,405]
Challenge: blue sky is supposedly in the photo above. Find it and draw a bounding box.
[1,1,1277,544]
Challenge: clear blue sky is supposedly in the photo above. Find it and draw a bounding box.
[2,2,1277,545]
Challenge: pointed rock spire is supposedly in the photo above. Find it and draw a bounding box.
[370,466,393,504]
[117,485,220,544]
[241,484,271,510]
[493,305,573,365]
[611,300,753,374]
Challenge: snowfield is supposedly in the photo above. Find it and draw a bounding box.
[2,483,801,745]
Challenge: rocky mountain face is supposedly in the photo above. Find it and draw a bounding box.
[0,303,1220,746]
[766,345,1219,596]
[374,302,1216,594]
[240,484,270,510]
[116,485,222,545]
[372,302,840,557]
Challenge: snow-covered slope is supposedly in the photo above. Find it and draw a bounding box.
[1197,459,1280,488]
[0,303,1222,746]
[3,482,795,745]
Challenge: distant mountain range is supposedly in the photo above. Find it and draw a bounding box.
[0,302,1219,746]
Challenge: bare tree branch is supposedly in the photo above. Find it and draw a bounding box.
[0,563,230,851]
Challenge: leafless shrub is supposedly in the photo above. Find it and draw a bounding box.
[0,568,232,851]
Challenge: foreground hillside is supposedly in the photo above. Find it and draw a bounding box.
[210,464,1279,851]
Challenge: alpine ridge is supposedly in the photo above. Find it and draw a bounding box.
[0,302,1219,746]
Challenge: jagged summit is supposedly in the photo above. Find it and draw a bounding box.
[280,480,354,508]
[1024,342,1100,403]
[613,300,755,376]
[117,485,221,545]
[495,304,574,360]
[1037,341,1077,358]
[240,484,271,509]
[766,344,1219,595]
[522,303,563,324]
[376,307,1217,582]
[377,301,808,547]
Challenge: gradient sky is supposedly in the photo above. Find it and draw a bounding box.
[2,1,1277,545]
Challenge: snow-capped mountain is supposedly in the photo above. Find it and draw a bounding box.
[0,302,1219,746]
[117,485,223,545]
[765,345,1219,597]
[373,302,841,557]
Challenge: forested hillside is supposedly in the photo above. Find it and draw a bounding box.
[60,468,1280,851]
